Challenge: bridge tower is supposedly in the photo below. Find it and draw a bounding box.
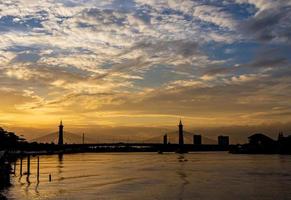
[178,119,184,146]
[58,120,64,145]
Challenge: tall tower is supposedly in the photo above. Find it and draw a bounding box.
[58,120,64,145]
[178,119,184,146]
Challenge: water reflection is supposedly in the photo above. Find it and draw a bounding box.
[24,177,31,197]
[4,153,291,200]
[177,154,189,200]
[34,182,39,196]
[58,154,63,162]
[25,176,30,184]
[57,153,64,180]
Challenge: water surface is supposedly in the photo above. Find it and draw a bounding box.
[3,152,291,200]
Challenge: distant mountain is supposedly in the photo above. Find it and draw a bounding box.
[32,132,97,144]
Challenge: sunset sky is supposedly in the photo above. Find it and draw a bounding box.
[0,0,291,139]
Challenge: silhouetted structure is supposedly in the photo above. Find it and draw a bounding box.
[248,133,275,145]
[163,134,168,145]
[277,132,291,154]
[218,135,229,146]
[193,134,202,145]
[230,132,291,154]
[176,120,188,153]
[58,120,64,145]
[0,121,232,156]
[178,120,184,146]
[0,127,25,150]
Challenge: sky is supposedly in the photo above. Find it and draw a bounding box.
[0,0,291,140]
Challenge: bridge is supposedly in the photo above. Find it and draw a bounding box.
[28,121,230,153]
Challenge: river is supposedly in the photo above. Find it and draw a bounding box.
[2,152,291,200]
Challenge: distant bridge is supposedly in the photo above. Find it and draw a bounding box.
[29,123,229,153]
[32,130,218,145]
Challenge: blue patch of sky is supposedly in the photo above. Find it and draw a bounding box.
[63,65,93,77]
[183,14,193,22]
[280,46,291,61]
[55,0,87,7]
[206,0,257,20]
[55,0,110,8]
[101,62,114,70]
[5,45,42,52]
[224,3,257,20]
[197,19,225,31]
[0,15,43,32]
[77,22,94,28]
[202,42,260,65]
[109,0,136,13]
[134,8,152,24]
[160,7,184,16]
[158,7,194,24]
[11,53,41,63]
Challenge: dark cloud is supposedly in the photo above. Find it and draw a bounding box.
[131,40,201,58]
[249,57,288,68]
[246,47,291,68]
[242,6,291,43]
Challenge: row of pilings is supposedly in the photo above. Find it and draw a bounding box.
[0,152,47,199]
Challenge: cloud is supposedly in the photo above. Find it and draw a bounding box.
[245,47,291,69]
[193,5,237,30]
[0,0,291,132]
[5,66,43,80]
[242,5,291,43]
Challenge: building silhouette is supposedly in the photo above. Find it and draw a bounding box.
[58,120,64,145]
[193,134,202,145]
[248,133,275,145]
[230,132,291,154]
[218,135,229,146]
[178,120,184,146]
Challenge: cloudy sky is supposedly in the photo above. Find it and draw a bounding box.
[0,0,291,138]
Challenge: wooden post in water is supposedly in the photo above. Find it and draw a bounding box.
[37,157,40,182]
[49,174,52,182]
[20,157,23,176]
[27,155,30,176]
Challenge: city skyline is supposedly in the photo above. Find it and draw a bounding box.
[1,0,291,138]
